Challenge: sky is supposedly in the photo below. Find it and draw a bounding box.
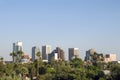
[0,0,120,61]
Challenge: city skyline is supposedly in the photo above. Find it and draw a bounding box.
[0,0,120,60]
[1,41,119,61]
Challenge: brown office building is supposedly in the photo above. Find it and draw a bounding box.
[69,48,79,61]
[49,47,65,62]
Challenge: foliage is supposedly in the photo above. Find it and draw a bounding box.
[0,57,120,80]
[10,52,17,62]
[110,64,120,80]
[36,51,41,60]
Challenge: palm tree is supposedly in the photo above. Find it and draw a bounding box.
[36,51,41,76]
[0,57,3,61]
[0,57,4,64]
[17,50,24,57]
[20,67,28,80]
[10,52,17,63]
[28,63,36,80]
[36,51,41,60]
[17,50,24,62]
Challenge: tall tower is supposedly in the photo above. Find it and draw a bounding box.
[13,41,23,62]
[85,49,96,61]
[69,48,79,61]
[48,47,65,62]
[13,41,23,53]
[55,47,64,60]
[32,46,40,61]
[16,42,23,52]
[42,45,51,61]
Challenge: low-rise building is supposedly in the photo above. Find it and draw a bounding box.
[20,54,31,64]
[104,54,117,63]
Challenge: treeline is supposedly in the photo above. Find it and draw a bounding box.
[0,58,120,80]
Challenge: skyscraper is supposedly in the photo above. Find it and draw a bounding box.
[42,45,51,61]
[48,47,64,62]
[32,46,40,61]
[13,41,23,62]
[85,49,96,61]
[13,41,23,53]
[56,47,64,60]
[69,48,79,61]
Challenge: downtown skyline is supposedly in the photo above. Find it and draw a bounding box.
[0,0,120,60]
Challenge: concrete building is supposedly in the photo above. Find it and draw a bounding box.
[85,49,96,61]
[112,60,120,64]
[42,45,51,61]
[13,41,23,53]
[32,46,40,61]
[13,41,23,62]
[69,48,79,61]
[54,53,58,60]
[48,47,64,62]
[56,47,64,60]
[48,52,58,62]
[105,54,117,63]
[20,53,31,64]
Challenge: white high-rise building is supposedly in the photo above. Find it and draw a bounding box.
[13,41,23,62]
[42,45,51,61]
[32,46,40,61]
[69,48,79,61]
[54,53,58,60]
[13,41,23,53]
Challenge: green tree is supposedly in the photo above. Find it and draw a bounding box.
[20,67,28,80]
[10,52,17,63]
[28,63,36,80]
[0,61,5,77]
[0,57,3,60]
[36,51,41,60]
[111,64,120,80]
[17,51,24,57]
[35,51,42,76]
[0,57,4,64]
[70,58,84,68]
[17,51,24,62]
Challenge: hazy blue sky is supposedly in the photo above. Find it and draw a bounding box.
[0,0,120,60]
